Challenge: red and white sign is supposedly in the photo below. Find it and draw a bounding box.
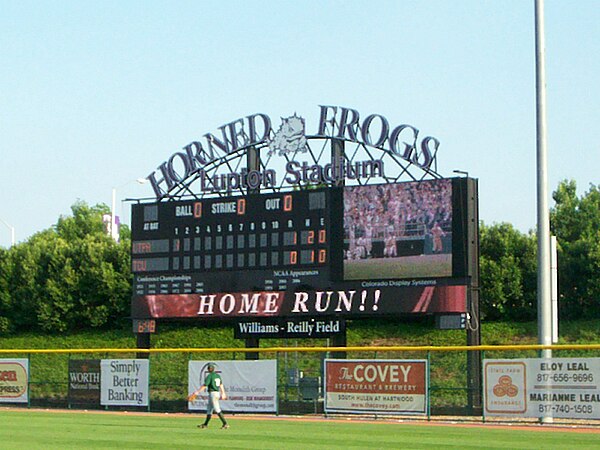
[0,359,29,403]
[324,359,427,414]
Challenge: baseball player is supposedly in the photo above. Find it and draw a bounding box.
[189,363,229,429]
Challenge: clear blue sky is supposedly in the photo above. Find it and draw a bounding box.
[1,0,598,247]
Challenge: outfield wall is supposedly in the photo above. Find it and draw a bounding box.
[2,344,600,423]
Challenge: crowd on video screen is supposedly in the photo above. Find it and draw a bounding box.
[343,180,452,260]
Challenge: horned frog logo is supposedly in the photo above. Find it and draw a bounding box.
[267,114,308,156]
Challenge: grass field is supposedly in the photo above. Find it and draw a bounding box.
[1,410,600,449]
[344,254,452,279]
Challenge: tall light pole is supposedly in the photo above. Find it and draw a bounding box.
[536,0,553,425]
[110,187,118,241]
[0,218,15,247]
[535,0,552,358]
[111,178,148,241]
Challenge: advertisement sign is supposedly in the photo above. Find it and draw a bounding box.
[484,358,600,419]
[483,360,527,415]
[100,359,149,407]
[0,359,28,403]
[188,360,277,413]
[68,359,100,405]
[324,359,427,415]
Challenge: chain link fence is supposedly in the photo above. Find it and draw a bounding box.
[2,344,600,424]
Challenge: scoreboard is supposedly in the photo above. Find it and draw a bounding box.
[131,178,476,321]
[131,189,342,297]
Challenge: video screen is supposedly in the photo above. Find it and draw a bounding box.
[343,179,453,280]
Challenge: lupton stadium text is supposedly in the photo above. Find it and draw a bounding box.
[187,158,383,193]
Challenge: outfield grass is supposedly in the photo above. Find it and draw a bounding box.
[1,410,599,449]
[344,254,452,279]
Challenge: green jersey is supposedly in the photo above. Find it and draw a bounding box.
[204,372,222,392]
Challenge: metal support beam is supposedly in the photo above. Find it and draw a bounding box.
[136,333,151,359]
[466,178,482,413]
[245,337,259,360]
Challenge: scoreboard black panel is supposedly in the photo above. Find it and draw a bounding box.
[131,189,341,297]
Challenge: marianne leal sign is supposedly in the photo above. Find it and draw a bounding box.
[484,358,600,420]
[146,105,440,199]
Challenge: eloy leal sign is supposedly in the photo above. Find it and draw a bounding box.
[484,358,600,419]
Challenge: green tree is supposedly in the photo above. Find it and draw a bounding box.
[0,247,12,333]
[551,180,600,319]
[5,231,53,330]
[4,202,131,333]
[479,222,537,321]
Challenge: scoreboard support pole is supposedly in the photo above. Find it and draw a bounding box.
[466,178,482,414]
[330,331,347,359]
[247,145,260,194]
[245,337,259,360]
[466,286,481,414]
[331,138,345,187]
[243,145,261,362]
[136,333,151,359]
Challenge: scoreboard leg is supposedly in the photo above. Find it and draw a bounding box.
[245,337,259,360]
[466,285,482,414]
[330,331,347,359]
[466,178,482,414]
[136,333,151,359]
